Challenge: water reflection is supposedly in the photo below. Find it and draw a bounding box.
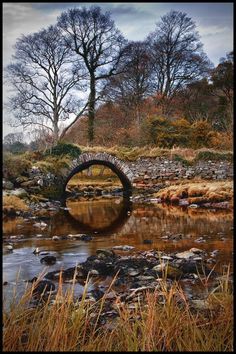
[3,197,233,300]
[63,197,132,234]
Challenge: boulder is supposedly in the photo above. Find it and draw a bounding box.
[96,249,115,258]
[3,180,14,190]
[40,256,57,265]
[175,251,195,259]
[32,280,55,295]
[10,188,28,198]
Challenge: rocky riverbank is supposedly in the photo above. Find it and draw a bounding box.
[26,246,232,322]
[3,178,233,220]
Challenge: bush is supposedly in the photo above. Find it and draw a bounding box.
[3,195,29,212]
[34,156,71,175]
[195,150,233,162]
[190,120,212,148]
[172,154,192,166]
[44,143,81,158]
[3,152,32,180]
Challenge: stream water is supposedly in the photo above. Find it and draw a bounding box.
[3,196,233,303]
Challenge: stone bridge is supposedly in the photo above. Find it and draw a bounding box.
[63,152,134,195]
[20,151,233,200]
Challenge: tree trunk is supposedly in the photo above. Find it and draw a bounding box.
[53,123,59,145]
[88,75,96,144]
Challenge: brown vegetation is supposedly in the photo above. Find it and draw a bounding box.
[155,180,233,205]
[3,195,29,213]
[3,270,233,352]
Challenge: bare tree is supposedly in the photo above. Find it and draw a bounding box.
[104,41,152,128]
[5,25,89,144]
[57,5,127,143]
[147,10,212,114]
[3,132,23,145]
[210,51,233,131]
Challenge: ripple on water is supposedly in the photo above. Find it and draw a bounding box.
[3,198,233,300]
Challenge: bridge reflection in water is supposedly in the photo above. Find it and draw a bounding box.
[59,197,133,235]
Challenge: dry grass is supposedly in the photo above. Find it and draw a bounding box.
[78,145,233,162]
[34,155,71,175]
[67,165,122,187]
[155,180,233,204]
[3,268,233,352]
[3,195,29,212]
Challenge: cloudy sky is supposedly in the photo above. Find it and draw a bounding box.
[3,2,234,138]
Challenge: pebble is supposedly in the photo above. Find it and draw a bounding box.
[143,239,153,244]
[194,237,206,243]
[152,264,166,272]
[39,251,50,256]
[33,222,47,229]
[175,251,195,259]
[112,245,135,251]
[137,275,155,281]
[161,256,173,261]
[189,248,204,254]
[210,250,219,257]
[52,236,60,241]
[128,269,140,277]
[40,256,57,265]
[32,280,55,295]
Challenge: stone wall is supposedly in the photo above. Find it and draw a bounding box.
[3,154,233,199]
[127,157,233,185]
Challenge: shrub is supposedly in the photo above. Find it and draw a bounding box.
[44,142,82,158]
[34,156,71,175]
[190,120,212,148]
[3,152,32,180]
[171,118,192,147]
[3,195,29,212]
[172,154,192,166]
[209,131,233,150]
[195,150,233,162]
[5,141,28,154]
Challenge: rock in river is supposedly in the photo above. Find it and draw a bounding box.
[40,256,57,265]
[175,251,195,259]
[143,239,153,244]
[112,245,135,251]
[32,280,55,296]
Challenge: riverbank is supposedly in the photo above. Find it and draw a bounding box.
[2,148,233,351]
[3,263,233,352]
[3,146,233,200]
[3,179,234,218]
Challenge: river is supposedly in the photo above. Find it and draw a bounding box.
[3,196,233,303]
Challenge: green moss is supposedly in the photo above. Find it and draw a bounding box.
[195,150,233,162]
[34,156,71,175]
[40,184,64,199]
[172,154,193,166]
[44,142,81,158]
[3,152,32,180]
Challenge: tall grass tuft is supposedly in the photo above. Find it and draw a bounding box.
[3,269,233,352]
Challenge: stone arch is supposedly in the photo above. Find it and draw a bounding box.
[63,153,134,195]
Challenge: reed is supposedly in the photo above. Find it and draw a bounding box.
[3,268,233,352]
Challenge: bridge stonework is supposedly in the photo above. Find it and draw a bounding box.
[24,153,232,199]
[63,152,134,193]
[70,153,134,182]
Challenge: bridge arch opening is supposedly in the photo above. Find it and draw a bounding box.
[63,160,132,196]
